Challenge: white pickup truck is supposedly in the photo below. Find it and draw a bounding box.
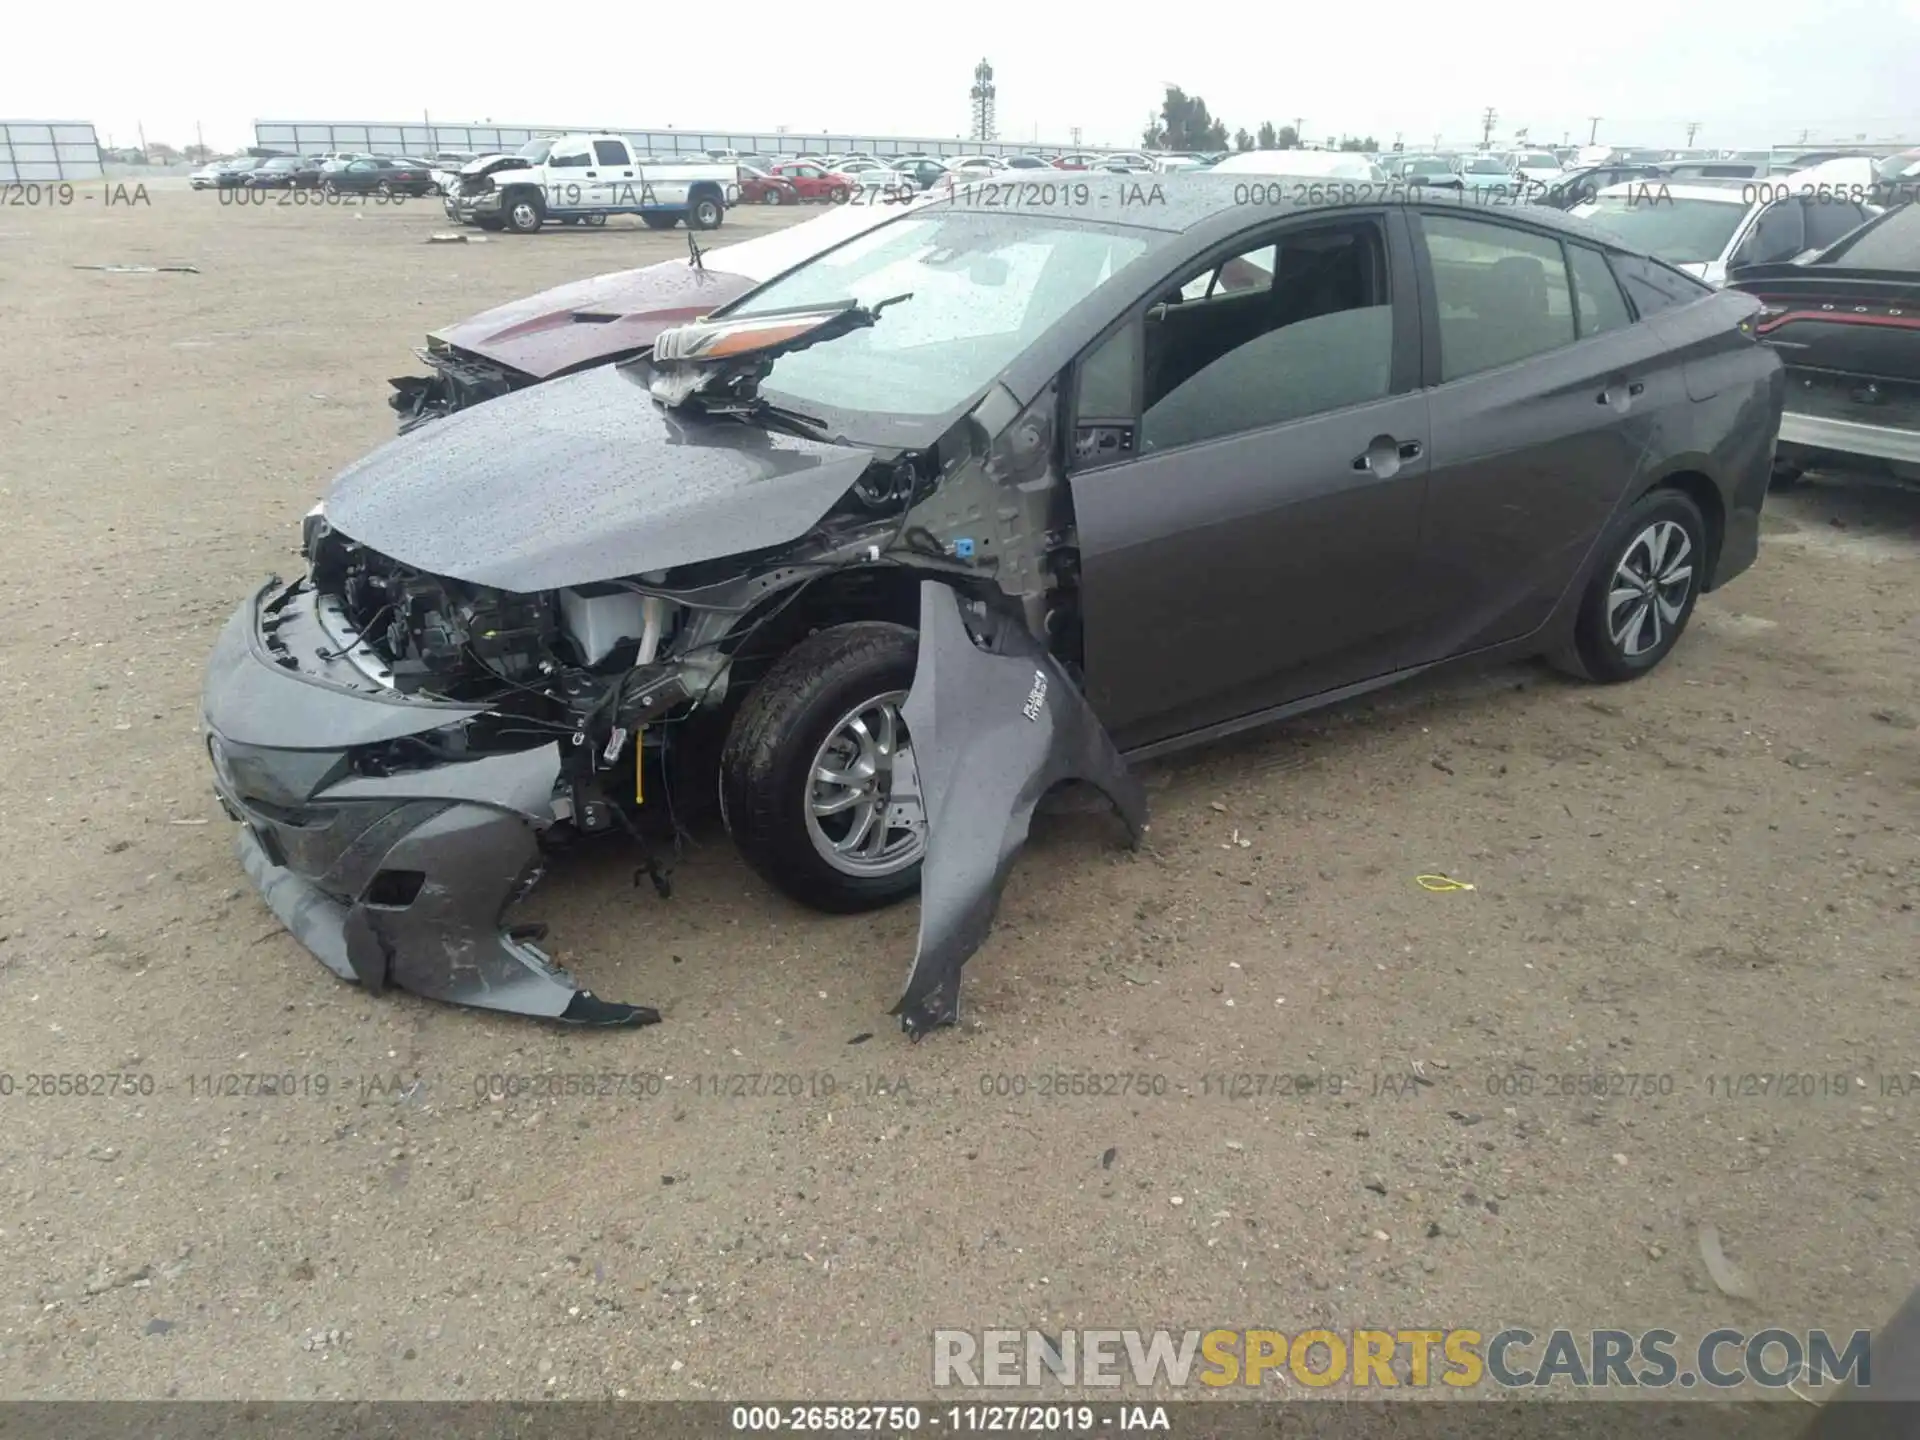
[463,134,739,233]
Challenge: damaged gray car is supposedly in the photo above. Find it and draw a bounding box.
[201,177,1783,1035]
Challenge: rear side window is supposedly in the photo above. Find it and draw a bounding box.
[592,140,629,166]
[1567,244,1632,337]
[1607,253,1711,317]
[1422,214,1575,381]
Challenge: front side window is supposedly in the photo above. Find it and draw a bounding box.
[549,149,591,169]
[1422,214,1575,381]
[726,213,1157,423]
[1120,220,1394,454]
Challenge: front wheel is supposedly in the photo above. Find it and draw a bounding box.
[762,187,784,205]
[503,191,544,234]
[720,623,925,913]
[1568,489,1708,683]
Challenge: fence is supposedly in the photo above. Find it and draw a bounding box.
[254,120,1082,161]
[0,121,102,181]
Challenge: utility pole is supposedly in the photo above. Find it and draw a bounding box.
[1070,126,1082,147]
[969,59,997,144]
[1587,116,1602,144]
[1481,107,1497,148]
[1685,120,1699,146]
[1293,117,1304,148]
[195,121,204,156]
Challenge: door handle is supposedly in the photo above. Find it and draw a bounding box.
[1597,379,1646,405]
[585,170,598,178]
[1352,436,1423,474]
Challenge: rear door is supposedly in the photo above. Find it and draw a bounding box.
[591,137,643,210]
[1402,211,1686,661]
[1067,209,1431,752]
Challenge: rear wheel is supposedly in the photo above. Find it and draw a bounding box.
[720,623,925,913]
[1568,489,1708,683]
[1770,460,1806,491]
[642,213,678,230]
[688,193,723,229]
[584,213,607,226]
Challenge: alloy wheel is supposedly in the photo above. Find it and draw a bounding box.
[803,691,926,877]
[1607,520,1695,658]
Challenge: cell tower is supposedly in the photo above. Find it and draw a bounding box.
[970,59,997,143]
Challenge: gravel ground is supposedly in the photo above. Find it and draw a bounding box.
[0,181,1915,1402]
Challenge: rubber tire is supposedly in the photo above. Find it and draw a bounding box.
[1770,461,1806,491]
[828,185,849,203]
[688,194,723,229]
[643,213,678,230]
[503,190,544,234]
[720,622,921,914]
[763,187,785,205]
[474,217,503,231]
[1569,488,1708,684]
[585,213,607,226]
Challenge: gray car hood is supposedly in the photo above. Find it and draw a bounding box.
[326,363,874,591]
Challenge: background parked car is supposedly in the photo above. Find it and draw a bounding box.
[766,161,853,202]
[242,156,305,189]
[1729,200,1920,493]
[737,164,802,205]
[318,157,436,198]
[1393,154,1464,187]
[1054,153,1101,170]
[191,157,259,189]
[1534,162,1668,209]
[1209,149,1387,181]
[890,157,954,190]
[1572,173,1878,285]
[1454,153,1521,196]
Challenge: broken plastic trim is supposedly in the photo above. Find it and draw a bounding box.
[892,582,1147,1037]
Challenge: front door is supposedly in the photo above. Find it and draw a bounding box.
[1068,210,1432,752]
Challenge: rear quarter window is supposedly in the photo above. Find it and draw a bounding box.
[1606,252,1712,317]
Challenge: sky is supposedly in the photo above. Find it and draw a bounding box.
[11,0,1920,154]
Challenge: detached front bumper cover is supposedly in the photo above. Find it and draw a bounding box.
[203,583,658,1026]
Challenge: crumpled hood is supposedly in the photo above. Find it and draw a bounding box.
[430,260,758,379]
[325,363,875,592]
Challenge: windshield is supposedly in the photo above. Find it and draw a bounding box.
[516,139,556,162]
[1464,157,1507,174]
[1517,152,1557,168]
[1575,196,1749,266]
[722,213,1157,424]
[1402,158,1452,177]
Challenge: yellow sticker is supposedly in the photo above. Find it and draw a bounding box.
[633,729,645,806]
[1415,874,1475,892]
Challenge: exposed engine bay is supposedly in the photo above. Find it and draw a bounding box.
[206,353,1143,1033]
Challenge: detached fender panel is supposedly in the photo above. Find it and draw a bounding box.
[892,582,1147,1037]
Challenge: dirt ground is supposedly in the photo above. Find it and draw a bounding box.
[0,179,1916,1402]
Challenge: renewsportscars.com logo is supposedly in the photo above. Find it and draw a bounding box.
[932,1327,1872,1391]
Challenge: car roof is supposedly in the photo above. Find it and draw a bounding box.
[915,173,1632,250]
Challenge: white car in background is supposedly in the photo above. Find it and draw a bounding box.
[1209,149,1387,181]
[1506,149,1564,188]
[1571,165,1879,285]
